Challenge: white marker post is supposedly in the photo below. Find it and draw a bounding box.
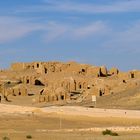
[92,95,96,108]
[59,109,63,129]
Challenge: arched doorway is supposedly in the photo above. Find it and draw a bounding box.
[35,80,44,86]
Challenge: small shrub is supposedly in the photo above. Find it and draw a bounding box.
[102,129,112,135]
[2,136,10,140]
[111,132,119,136]
[26,135,32,139]
[102,129,119,136]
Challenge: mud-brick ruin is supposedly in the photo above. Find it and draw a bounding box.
[0,61,140,105]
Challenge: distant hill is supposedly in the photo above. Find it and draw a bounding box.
[96,87,140,110]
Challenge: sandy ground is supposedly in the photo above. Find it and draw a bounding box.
[0,104,140,140]
[1,104,140,119]
[41,106,140,119]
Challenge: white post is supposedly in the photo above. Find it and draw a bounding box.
[92,95,96,108]
[59,109,63,129]
[94,100,96,108]
[59,111,61,130]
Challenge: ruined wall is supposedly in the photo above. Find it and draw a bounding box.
[109,67,119,75]
[11,63,25,71]
[4,60,140,104]
[118,72,130,80]
[100,66,108,76]
[87,66,100,77]
[4,85,28,97]
[129,70,140,79]
[39,87,70,103]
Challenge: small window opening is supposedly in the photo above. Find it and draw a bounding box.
[123,80,126,83]
[27,79,29,84]
[45,68,48,74]
[87,86,90,89]
[19,92,21,96]
[56,96,58,101]
[61,95,64,100]
[37,63,39,68]
[79,85,82,89]
[131,73,135,78]
[82,69,85,72]
[99,90,102,96]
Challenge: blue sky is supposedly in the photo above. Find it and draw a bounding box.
[0,0,140,71]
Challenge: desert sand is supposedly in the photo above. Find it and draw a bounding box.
[0,104,140,139]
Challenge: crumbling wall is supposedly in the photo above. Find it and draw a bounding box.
[11,63,25,71]
[5,86,27,97]
[39,86,70,103]
[109,67,119,75]
[87,66,100,77]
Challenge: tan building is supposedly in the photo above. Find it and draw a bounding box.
[0,61,140,105]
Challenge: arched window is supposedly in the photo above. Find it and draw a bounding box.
[19,92,21,96]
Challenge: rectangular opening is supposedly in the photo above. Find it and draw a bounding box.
[61,95,64,100]
[131,73,135,78]
[37,63,39,68]
[27,79,29,84]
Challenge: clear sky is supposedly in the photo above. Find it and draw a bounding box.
[0,0,140,71]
